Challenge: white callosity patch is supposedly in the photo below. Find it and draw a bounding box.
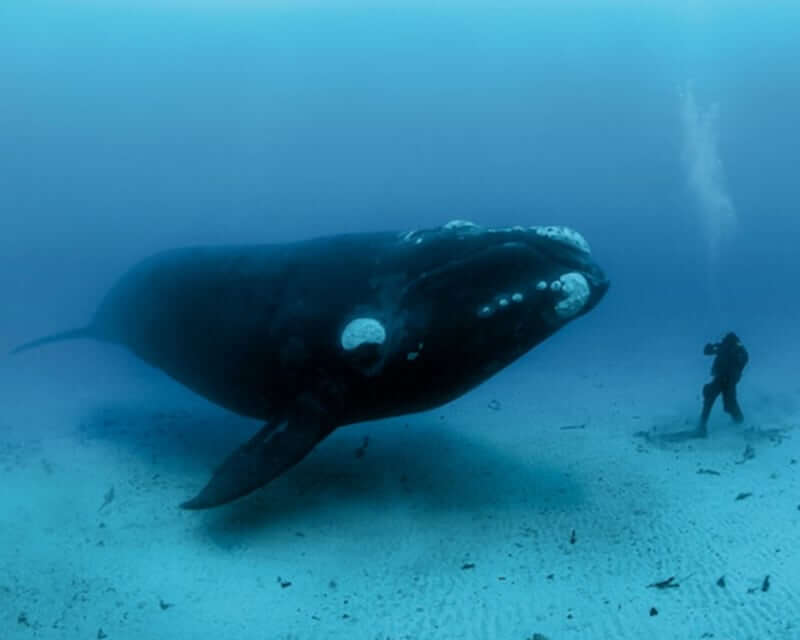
[532,226,591,254]
[341,317,387,351]
[553,272,591,319]
[536,281,547,291]
[401,221,479,243]
[485,225,527,233]
[443,219,481,231]
[479,293,523,317]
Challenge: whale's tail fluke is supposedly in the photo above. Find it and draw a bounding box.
[10,327,95,355]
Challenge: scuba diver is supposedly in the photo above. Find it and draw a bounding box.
[698,332,749,436]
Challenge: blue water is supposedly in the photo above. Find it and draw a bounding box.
[2,2,800,638]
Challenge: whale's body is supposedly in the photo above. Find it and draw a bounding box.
[14,221,609,509]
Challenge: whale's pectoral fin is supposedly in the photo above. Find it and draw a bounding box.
[180,394,334,510]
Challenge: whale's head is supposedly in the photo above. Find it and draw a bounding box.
[384,220,609,392]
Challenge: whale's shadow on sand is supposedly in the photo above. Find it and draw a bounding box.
[79,403,585,537]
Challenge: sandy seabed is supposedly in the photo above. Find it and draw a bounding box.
[2,347,799,640]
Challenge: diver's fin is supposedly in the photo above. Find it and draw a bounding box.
[10,327,95,355]
[180,394,334,510]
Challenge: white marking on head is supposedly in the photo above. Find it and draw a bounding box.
[550,280,562,291]
[531,226,591,254]
[536,281,547,291]
[511,292,524,303]
[498,297,509,307]
[341,317,387,351]
[444,219,480,230]
[477,305,494,318]
[554,272,590,319]
[407,351,419,361]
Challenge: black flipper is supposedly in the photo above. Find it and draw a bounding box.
[10,327,95,355]
[180,394,335,510]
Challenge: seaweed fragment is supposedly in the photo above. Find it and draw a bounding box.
[647,576,679,589]
[98,486,115,512]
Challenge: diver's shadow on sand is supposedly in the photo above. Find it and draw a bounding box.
[634,417,793,451]
[634,426,704,447]
[78,404,584,535]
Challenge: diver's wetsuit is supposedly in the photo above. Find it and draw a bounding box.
[699,332,748,436]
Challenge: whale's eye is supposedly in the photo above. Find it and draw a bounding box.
[341,317,387,351]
